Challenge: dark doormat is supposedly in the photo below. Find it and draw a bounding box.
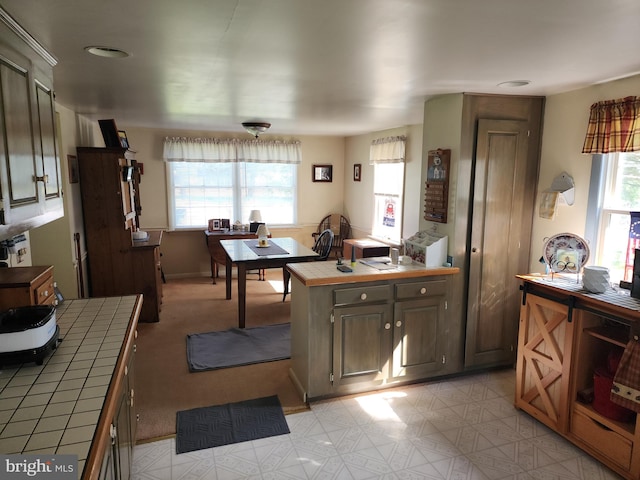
[175,395,290,454]
[186,323,290,372]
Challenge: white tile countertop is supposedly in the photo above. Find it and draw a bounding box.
[0,296,140,477]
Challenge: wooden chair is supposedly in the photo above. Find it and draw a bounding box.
[283,229,334,301]
[312,214,351,259]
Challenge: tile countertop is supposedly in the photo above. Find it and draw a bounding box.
[0,296,140,477]
[517,273,640,320]
[287,257,459,287]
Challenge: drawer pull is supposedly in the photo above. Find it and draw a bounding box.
[396,321,402,328]
[420,287,427,295]
[360,293,367,301]
[384,323,391,330]
[42,290,49,297]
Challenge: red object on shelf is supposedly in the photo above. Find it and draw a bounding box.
[593,367,634,422]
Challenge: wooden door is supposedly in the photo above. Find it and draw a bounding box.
[515,293,573,433]
[332,303,393,388]
[465,119,532,367]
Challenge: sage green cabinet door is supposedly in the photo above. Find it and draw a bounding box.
[0,59,38,209]
[333,303,393,388]
[35,82,61,200]
[465,118,531,368]
[98,439,116,480]
[392,295,446,379]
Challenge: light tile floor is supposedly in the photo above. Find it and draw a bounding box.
[132,369,623,479]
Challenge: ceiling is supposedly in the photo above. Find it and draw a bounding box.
[2,0,640,137]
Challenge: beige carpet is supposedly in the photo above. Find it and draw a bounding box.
[134,270,308,443]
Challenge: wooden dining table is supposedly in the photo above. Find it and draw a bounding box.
[220,237,319,328]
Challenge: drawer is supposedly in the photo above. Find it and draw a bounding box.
[570,408,632,471]
[395,280,446,300]
[334,284,391,305]
[33,276,55,305]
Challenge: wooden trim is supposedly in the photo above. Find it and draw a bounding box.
[83,295,142,480]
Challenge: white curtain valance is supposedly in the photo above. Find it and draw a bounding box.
[162,137,301,164]
[236,140,301,164]
[369,135,406,164]
[163,137,236,162]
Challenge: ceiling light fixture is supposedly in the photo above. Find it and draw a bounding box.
[497,80,531,88]
[84,46,130,58]
[242,121,271,138]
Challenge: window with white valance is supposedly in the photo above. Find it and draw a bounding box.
[369,136,406,243]
[162,137,301,229]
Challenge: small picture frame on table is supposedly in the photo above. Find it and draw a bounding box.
[313,164,333,182]
[353,163,361,181]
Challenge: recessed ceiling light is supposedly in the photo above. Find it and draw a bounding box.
[84,46,130,58]
[497,80,531,88]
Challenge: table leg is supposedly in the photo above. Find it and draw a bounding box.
[211,258,217,285]
[237,264,247,328]
[282,268,291,302]
[225,256,232,300]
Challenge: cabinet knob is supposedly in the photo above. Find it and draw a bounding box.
[360,293,367,300]
[42,290,49,297]
[634,335,639,341]
[384,323,391,330]
[420,287,427,295]
[396,321,402,327]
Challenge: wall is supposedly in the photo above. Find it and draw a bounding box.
[530,73,640,273]
[343,124,423,241]
[419,94,464,242]
[118,127,346,277]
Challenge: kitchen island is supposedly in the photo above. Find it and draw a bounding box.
[0,295,141,480]
[516,274,640,479]
[286,259,459,401]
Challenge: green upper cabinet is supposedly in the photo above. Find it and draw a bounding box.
[0,7,62,240]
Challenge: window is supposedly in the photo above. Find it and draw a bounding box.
[372,162,404,242]
[592,151,640,283]
[163,138,300,229]
[369,135,406,243]
[167,161,297,229]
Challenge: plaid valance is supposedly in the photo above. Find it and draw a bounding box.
[582,96,640,154]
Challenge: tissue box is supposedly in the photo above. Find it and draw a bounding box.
[404,231,448,267]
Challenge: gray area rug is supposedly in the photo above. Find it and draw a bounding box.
[186,323,290,372]
[175,395,290,454]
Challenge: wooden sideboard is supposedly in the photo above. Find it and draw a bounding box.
[0,265,56,309]
[516,275,640,479]
[342,238,390,260]
[204,230,258,283]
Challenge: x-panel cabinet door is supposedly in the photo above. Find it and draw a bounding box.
[515,293,574,433]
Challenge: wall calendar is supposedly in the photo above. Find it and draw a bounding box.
[424,148,450,223]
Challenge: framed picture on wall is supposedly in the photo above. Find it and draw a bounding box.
[313,164,333,182]
[67,154,78,183]
[353,163,361,181]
